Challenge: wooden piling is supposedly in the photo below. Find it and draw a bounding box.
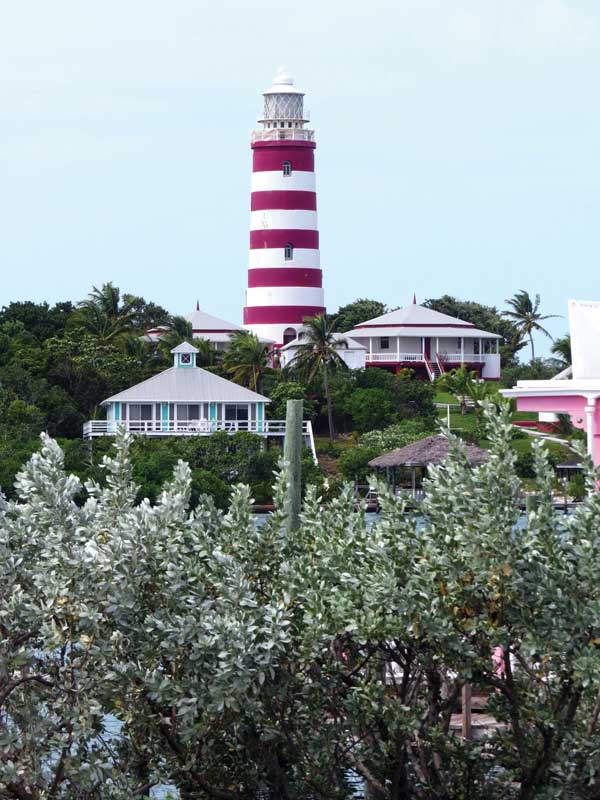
[283,399,303,534]
[461,683,472,740]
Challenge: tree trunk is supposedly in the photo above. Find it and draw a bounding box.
[323,362,335,440]
[529,331,535,364]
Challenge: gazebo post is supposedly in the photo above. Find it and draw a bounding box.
[411,468,416,498]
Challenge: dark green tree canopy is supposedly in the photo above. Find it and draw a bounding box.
[424,294,525,366]
[328,298,387,332]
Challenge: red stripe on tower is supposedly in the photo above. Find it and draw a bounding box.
[248,268,323,288]
[243,69,325,346]
[251,191,317,211]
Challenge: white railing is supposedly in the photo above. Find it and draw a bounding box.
[439,353,497,363]
[367,352,423,362]
[83,419,311,437]
[83,419,318,464]
[251,128,315,143]
[366,352,499,364]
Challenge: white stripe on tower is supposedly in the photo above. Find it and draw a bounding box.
[243,69,325,346]
[251,170,316,193]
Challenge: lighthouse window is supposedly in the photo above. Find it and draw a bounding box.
[282,160,292,176]
[284,243,293,260]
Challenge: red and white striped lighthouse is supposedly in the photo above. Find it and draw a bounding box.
[243,69,325,346]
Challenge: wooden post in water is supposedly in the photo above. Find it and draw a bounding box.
[461,683,472,740]
[283,399,303,534]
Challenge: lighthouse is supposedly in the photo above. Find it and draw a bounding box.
[243,69,325,346]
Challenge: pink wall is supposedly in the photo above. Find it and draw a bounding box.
[516,395,600,464]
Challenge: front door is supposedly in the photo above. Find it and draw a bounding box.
[423,338,431,358]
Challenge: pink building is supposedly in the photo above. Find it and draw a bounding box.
[243,69,325,347]
[502,300,600,466]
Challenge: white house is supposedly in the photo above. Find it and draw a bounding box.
[278,332,367,370]
[145,305,274,351]
[346,303,502,380]
[82,342,316,458]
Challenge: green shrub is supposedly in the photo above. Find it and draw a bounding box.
[567,472,586,501]
[338,445,380,482]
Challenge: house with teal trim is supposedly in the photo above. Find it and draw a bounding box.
[83,343,315,458]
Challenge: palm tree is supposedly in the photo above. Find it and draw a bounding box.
[223,331,268,392]
[287,314,347,440]
[77,283,136,341]
[438,365,476,416]
[503,291,558,363]
[551,334,571,368]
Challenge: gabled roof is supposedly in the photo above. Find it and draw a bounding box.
[102,367,270,405]
[347,304,500,339]
[280,332,367,351]
[184,307,244,333]
[171,341,199,354]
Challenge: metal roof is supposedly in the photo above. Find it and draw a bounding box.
[184,307,245,333]
[349,326,501,340]
[280,333,367,351]
[102,367,270,405]
[171,341,199,354]
[347,304,500,339]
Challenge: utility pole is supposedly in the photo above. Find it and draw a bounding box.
[283,399,303,534]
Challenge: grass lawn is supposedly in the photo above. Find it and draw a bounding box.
[314,434,356,456]
[434,391,458,406]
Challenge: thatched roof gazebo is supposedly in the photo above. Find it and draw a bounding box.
[368,435,489,497]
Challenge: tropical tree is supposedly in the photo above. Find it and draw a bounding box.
[503,290,558,363]
[329,298,387,332]
[223,330,268,392]
[287,314,347,439]
[156,316,194,360]
[425,295,526,367]
[76,282,136,342]
[551,333,572,368]
[6,409,600,797]
[438,364,476,415]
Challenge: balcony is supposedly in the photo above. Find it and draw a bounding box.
[82,419,317,461]
[251,128,315,143]
[366,352,497,364]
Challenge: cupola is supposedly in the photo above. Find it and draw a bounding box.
[171,341,199,368]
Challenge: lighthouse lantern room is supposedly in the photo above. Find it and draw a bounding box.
[243,69,325,346]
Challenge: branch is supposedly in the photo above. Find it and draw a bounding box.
[0,675,53,707]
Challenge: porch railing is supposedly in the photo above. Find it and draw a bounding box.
[82,419,318,463]
[367,352,423,362]
[366,352,497,364]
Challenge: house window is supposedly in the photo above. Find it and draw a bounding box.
[177,404,201,421]
[225,405,249,423]
[128,404,153,421]
[282,160,292,176]
[380,337,390,350]
[180,353,192,365]
[284,243,293,260]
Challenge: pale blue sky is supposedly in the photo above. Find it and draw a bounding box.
[2,0,599,354]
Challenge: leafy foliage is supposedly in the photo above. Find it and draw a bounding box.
[223,330,269,392]
[503,290,559,364]
[4,408,600,798]
[328,298,387,332]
